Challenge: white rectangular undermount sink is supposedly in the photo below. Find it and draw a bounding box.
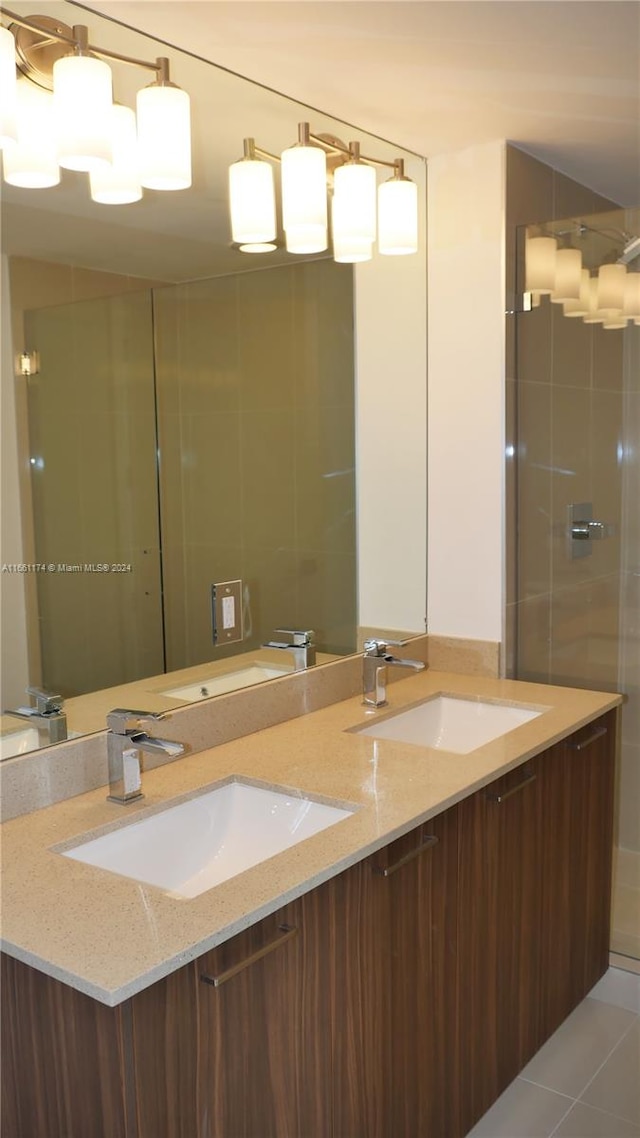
[61,781,354,899]
[352,695,546,754]
[1,726,82,761]
[160,663,291,701]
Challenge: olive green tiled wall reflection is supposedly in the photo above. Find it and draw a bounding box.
[153,260,356,669]
[25,292,164,696]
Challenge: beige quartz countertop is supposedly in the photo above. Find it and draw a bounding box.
[0,671,621,1006]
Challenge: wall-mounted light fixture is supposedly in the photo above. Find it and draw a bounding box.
[524,227,640,330]
[15,349,39,376]
[229,122,419,264]
[0,7,191,202]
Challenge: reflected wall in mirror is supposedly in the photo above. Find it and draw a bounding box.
[0,0,427,756]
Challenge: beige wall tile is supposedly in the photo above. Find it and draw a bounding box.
[517,301,553,384]
[241,409,296,548]
[593,322,625,392]
[516,593,551,683]
[618,742,640,852]
[551,304,592,388]
[238,266,295,412]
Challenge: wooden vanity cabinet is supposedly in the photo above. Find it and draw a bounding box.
[0,711,616,1138]
[456,709,616,1136]
[538,711,616,1038]
[457,756,544,1132]
[375,807,460,1138]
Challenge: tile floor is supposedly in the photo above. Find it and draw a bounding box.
[466,967,640,1137]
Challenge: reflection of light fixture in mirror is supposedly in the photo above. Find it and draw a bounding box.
[232,122,419,263]
[525,235,557,295]
[15,350,39,376]
[623,273,640,323]
[90,104,141,204]
[551,248,582,303]
[2,77,59,187]
[562,269,591,317]
[0,10,191,197]
[238,243,278,254]
[137,57,191,191]
[597,263,627,311]
[331,193,372,263]
[229,137,276,245]
[378,159,419,255]
[281,122,328,254]
[0,23,17,147]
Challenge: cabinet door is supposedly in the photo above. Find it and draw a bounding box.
[194,864,388,1138]
[539,710,616,1036]
[195,904,305,1138]
[128,959,200,1138]
[375,806,460,1138]
[457,759,543,1134]
[0,953,129,1138]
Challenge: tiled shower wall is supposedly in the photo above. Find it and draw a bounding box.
[152,257,356,670]
[505,147,640,861]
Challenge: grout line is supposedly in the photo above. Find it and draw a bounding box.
[574,1012,639,1107]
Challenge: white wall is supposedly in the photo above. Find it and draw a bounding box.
[355,157,428,634]
[426,142,506,646]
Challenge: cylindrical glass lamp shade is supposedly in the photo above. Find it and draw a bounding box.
[525,235,557,294]
[229,158,276,244]
[3,79,60,188]
[563,269,591,317]
[377,176,418,255]
[583,277,618,324]
[601,314,628,330]
[551,248,582,303]
[137,83,191,190]
[53,54,113,171]
[597,263,626,311]
[623,273,640,321]
[281,142,327,254]
[333,161,376,242]
[331,194,372,262]
[90,104,142,204]
[0,25,18,150]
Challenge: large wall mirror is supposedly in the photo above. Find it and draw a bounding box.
[1,0,427,757]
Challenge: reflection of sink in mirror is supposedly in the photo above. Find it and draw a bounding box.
[160,664,292,702]
[1,727,82,761]
[353,695,546,754]
[62,781,354,900]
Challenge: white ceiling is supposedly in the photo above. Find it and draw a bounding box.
[82,0,640,207]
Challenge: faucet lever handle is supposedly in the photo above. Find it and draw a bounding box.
[106,708,166,735]
[363,637,410,657]
[26,686,63,714]
[274,629,315,646]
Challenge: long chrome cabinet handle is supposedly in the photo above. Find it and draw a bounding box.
[486,772,537,804]
[373,833,439,877]
[569,725,608,752]
[200,924,298,988]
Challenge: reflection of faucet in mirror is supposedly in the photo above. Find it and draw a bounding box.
[362,639,426,708]
[262,630,316,671]
[3,686,67,745]
[106,709,188,805]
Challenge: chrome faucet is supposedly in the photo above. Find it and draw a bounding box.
[262,629,316,671]
[3,686,67,745]
[106,708,188,805]
[362,639,426,708]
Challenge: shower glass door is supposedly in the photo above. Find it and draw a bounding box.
[513,208,640,965]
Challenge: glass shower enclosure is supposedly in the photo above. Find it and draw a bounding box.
[512,208,640,965]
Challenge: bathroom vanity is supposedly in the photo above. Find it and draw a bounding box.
[0,671,620,1138]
